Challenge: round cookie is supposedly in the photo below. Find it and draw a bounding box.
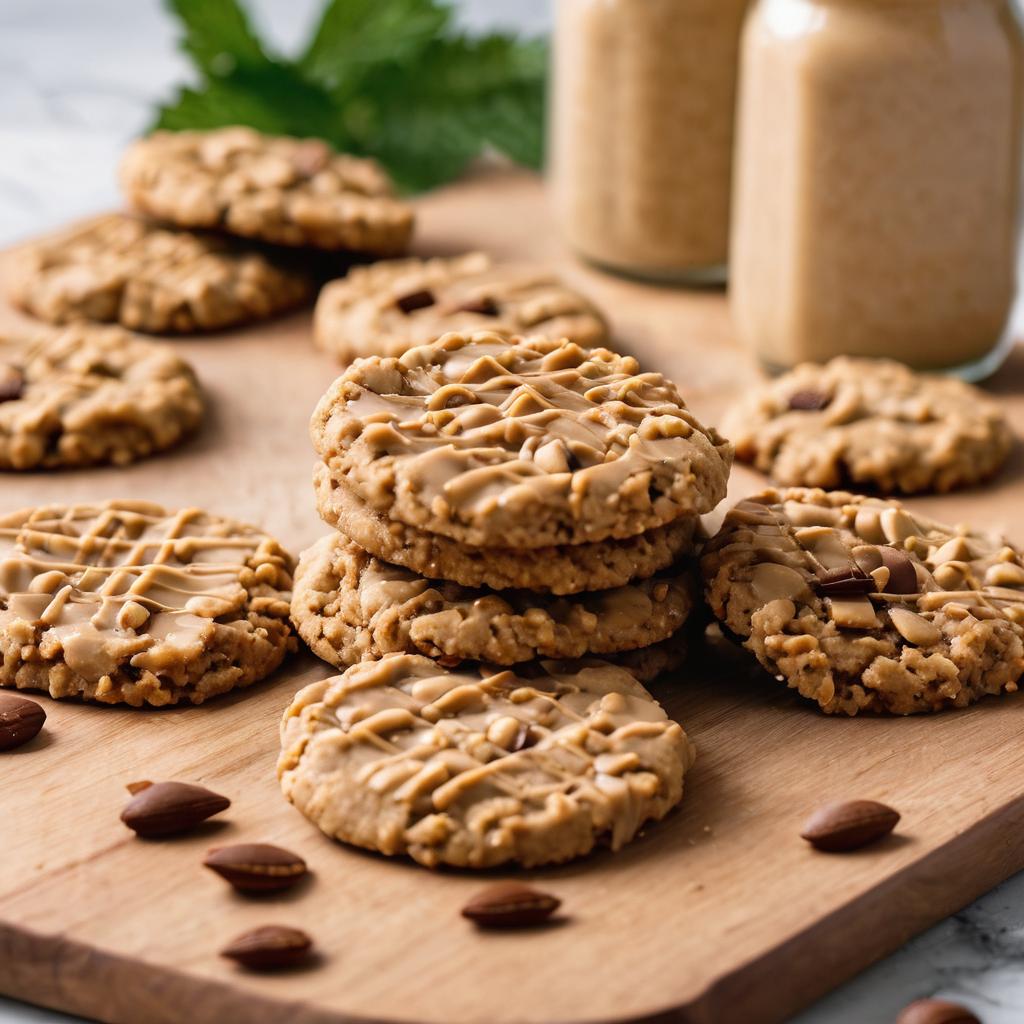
[291,532,693,667]
[121,127,414,254]
[313,252,608,363]
[313,464,699,594]
[0,501,295,706]
[702,487,1024,715]
[723,357,1012,493]
[0,325,203,470]
[311,331,733,548]
[8,213,314,334]
[278,653,693,868]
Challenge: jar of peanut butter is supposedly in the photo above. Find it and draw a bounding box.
[550,0,750,283]
[731,0,1024,379]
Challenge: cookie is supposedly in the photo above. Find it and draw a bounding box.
[611,629,689,683]
[0,501,295,706]
[291,531,693,667]
[313,465,698,594]
[8,213,314,333]
[701,487,1024,715]
[120,127,414,254]
[278,653,693,868]
[313,252,608,363]
[311,331,733,548]
[723,357,1012,493]
[0,325,203,470]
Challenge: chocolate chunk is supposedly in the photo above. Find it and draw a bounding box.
[0,366,25,403]
[395,289,436,314]
[815,565,876,596]
[455,296,499,317]
[880,547,919,594]
[787,389,831,411]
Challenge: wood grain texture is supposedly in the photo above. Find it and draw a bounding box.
[2,168,1024,1024]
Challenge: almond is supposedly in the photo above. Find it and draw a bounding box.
[204,843,307,893]
[800,799,900,852]
[220,924,313,970]
[895,998,980,1024]
[120,781,230,837]
[461,883,561,928]
[0,693,46,751]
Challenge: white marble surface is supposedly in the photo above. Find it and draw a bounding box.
[0,2,1022,1022]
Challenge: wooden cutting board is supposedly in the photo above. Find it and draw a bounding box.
[2,168,1024,1024]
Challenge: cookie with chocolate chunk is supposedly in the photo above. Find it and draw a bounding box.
[702,487,1024,715]
[723,357,1012,494]
[0,325,202,470]
[311,331,733,549]
[291,531,693,667]
[9,213,313,333]
[278,653,693,868]
[313,252,608,363]
[0,501,294,706]
[121,127,414,254]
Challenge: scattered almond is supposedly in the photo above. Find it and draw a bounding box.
[895,997,980,1024]
[220,924,313,970]
[120,781,230,838]
[0,693,46,751]
[800,799,900,852]
[461,882,561,928]
[204,843,307,893]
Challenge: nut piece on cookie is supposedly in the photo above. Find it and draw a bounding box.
[311,331,733,549]
[120,126,414,254]
[313,252,609,363]
[290,531,694,668]
[723,357,1012,493]
[278,653,694,868]
[701,487,1024,715]
[0,501,295,706]
[0,325,203,470]
[8,213,314,334]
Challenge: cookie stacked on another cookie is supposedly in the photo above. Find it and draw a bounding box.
[295,330,734,674]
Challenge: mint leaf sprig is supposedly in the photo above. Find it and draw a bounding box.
[154,0,548,193]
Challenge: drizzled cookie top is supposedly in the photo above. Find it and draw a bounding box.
[702,488,1024,714]
[0,501,293,684]
[313,252,608,362]
[120,127,414,254]
[278,653,691,868]
[311,332,733,548]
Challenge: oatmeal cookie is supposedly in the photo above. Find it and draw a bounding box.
[723,357,1012,493]
[0,501,295,706]
[311,331,733,548]
[313,252,608,363]
[702,487,1024,715]
[313,465,698,594]
[291,532,693,667]
[278,653,693,868]
[121,127,414,254]
[0,325,202,470]
[8,213,314,333]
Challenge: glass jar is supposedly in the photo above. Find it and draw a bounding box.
[730,0,1024,379]
[550,0,751,283]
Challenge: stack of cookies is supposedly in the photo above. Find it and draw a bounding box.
[281,329,733,867]
[292,330,734,678]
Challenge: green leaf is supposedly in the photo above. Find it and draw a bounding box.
[164,0,270,78]
[300,0,450,93]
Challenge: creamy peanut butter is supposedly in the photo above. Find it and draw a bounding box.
[551,0,750,281]
[731,0,1024,375]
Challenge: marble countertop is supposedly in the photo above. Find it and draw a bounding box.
[1,1,1022,1022]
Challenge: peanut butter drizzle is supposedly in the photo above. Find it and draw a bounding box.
[280,654,691,862]
[315,332,732,544]
[0,501,292,681]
